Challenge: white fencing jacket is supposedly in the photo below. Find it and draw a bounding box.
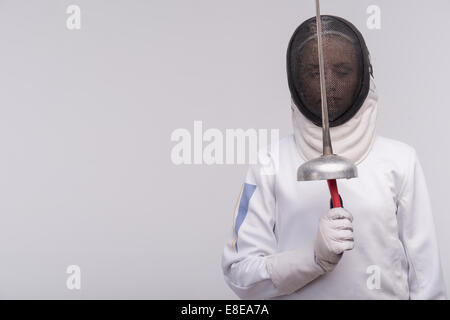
[221,79,447,299]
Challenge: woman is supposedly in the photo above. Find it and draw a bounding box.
[221,15,446,300]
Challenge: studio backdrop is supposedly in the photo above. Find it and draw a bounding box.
[0,0,449,299]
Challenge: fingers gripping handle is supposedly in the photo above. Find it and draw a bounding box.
[327,179,343,208]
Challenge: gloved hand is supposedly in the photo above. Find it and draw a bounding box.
[314,207,354,272]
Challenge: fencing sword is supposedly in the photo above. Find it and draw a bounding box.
[297,0,358,208]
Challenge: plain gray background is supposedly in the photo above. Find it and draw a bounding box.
[0,0,448,299]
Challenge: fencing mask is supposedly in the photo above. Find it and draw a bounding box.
[287,15,373,127]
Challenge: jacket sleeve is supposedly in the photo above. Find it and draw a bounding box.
[221,150,324,299]
[396,149,447,300]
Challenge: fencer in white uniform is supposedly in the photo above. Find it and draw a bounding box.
[221,16,447,300]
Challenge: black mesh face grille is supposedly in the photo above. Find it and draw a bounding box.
[287,16,372,127]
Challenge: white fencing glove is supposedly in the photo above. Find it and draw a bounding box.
[266,207,355,295]
[314,207,354,272]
